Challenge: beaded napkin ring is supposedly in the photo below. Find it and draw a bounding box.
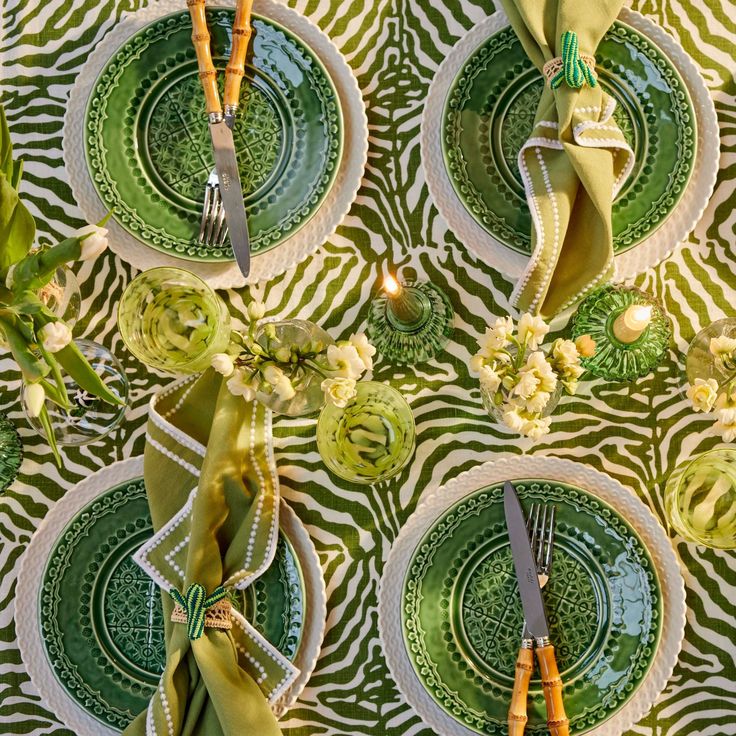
[543,31,597,89]
[170,584,232,639]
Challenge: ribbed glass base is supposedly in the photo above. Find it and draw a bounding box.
[367,281,454,365]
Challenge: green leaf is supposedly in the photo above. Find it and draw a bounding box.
[37,404,62,467]
[0,106,13,182]
[0,311,48,381]
[53,340,126,407]
[0,173,35,276]
[10,236,82,293]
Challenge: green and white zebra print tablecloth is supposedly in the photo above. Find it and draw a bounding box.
[1,0,734,734]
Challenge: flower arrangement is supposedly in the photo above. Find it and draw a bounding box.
[686,335,736,442]
[210,302,376,411]
[470,313,595,440]
[0,105,123,462]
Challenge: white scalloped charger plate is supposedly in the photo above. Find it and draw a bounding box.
[64,0,367,289]
[378,456,686,736]
[16,456,326,734]
[421,8,718,284]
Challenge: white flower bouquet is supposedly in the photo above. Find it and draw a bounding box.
[686,335,736,442]
[470,313,595,441]
[211,301,376,413]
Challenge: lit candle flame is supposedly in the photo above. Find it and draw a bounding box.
[384,275,402,297]
[629,304,653,327]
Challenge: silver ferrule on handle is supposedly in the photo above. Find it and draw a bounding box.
[535,635,551,648]
[208,110,224,124]
[520,638,534,650]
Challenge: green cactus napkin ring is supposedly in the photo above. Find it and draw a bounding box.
[169,584,232,639]
[543,31,597,89]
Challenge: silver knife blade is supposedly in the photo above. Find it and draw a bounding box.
[504,481,549,640]
[209,118,250,277]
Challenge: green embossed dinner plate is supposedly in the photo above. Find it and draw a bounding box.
[386,473,667,736]
[442,21,696,255]
[85,8,343,262]
[38,478,305,732]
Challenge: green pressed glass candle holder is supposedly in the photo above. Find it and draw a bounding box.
[316,381,416,484]
[571,285,671,382]
[665,448,736,549]
[118,267,231,374]
[0,413,23,493]
[367,278,454,365]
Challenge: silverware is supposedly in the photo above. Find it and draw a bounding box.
[505,481,569,736]
[188,0,253,277]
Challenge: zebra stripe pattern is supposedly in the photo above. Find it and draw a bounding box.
[1,0,735,734]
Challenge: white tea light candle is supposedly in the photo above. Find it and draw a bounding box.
[612,304,653,344]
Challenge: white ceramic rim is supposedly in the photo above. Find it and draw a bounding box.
[421,8,719,284]
[64,0,368,289]
[16,456,326,733]
[378,455,686,736]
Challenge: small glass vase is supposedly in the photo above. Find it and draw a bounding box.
[253,319,335,417]
[118,267,231,374]
[685,318,736,388]
[480,379,562,425]
[23,339,129,446]
[316,381,416,485]
[665,448,736,549]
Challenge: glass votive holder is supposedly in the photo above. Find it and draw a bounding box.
[571,284,671,382]
[118,267,231,374]
[316,381,416,484]
[0,414,23,493]
[685,318,736,387]
[665,448,736,549]
[23,339,129,446]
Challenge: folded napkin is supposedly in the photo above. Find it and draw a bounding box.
[124,370,298,736]
[500,0,634,317]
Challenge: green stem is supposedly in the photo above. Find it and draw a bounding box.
[38,344,70,410]
[37,404,62,466]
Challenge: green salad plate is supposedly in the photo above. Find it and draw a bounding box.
[83,8,342,263]
[442,20,695,256]
[17,458,325,735]
[379,457,685,736]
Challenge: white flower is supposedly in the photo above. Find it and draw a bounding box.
[686,378,718,413]
[523,351,558,393]
[273,374,296,401]
[709,335,736,359]
[715,407,736,443]
[25,382,46,418]
[502,404,526,432]
[552,339,579,367]
[322,377,357,408]
[75,224,109,261]
[521,416,551,441]
[247,301,266,322]
[350,332,376,372]
[478,316,514,354]
[38,321,72,353]
[517,313,550,351]
[327,344,365,379]
[525,391,551,414]
[262,364,285,386]
[514,370,540,400]
[469,353,485,374]
[211,353,235,377]
[226,369,256,400]
[479,364,502,395]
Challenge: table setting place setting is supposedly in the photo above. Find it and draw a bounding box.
[0,0,733,734]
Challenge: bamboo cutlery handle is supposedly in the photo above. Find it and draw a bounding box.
[508,645,534,736]
[187,0,221,116]
[536,643,570,736]
[224,0,254,111]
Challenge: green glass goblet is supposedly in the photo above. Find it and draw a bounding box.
[665,448,736,549]
[317,381,416,484]
[118,267,231,374]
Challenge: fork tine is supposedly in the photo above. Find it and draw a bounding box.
[545,505,556,573]
[199,184,213,242]
[537,505,548,568]
[217,224,229,247]
[212,199,227,245]
[205,188,221,244]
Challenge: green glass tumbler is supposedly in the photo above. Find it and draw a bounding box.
[664,448,736,549]
[317,381,416,484]
[118,267,231,374]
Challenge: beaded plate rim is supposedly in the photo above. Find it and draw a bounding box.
[16,456,326,734]
[378,455,686,736]
[420,7,719,287]
[64,0,368,289]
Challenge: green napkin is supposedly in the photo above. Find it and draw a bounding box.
[123,369,298,736]
[500,0,634,317]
